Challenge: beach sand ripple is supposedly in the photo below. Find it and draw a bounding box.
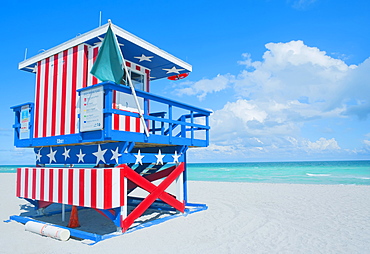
[1,174,369,253]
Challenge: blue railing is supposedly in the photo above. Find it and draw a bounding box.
[11,82,211,148]
[96,82,211,147]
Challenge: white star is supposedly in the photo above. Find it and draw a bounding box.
[35,148,42,162]
[94,36,124,46]
[134,54,153,62]
[46,147,57,164]
[172,151,181,164]
[134,150,144,165]
[162,66,185,74]
[110,147,122,164]
[92,144,107,164]
[76,149,86,163]
[155,149,165,165]
[62,147,70,161]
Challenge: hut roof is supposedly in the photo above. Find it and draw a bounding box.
[19,23,192,81]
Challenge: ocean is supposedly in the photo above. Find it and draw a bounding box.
[186,160,370,185]
[1,160,370,185]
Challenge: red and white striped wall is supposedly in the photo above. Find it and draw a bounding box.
[112,112,144,133]
[33,43,151,138]
[87,45,101,87]
[33,44,89,138]
[16,167,125,210]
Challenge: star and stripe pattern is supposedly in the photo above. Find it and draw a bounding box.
[21,23,192,82]
[34,143,183,165]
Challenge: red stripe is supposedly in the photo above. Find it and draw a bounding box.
[145,69,150,93]
[127,165,176,190]
[49,169,54,202]
[91,169,97,208]
[58,168,63,203]
[136,65,140,71]
[16,168,21,197]
[121,163,185,231]
[104,169,113,209]
[60,50,68,135]
[24,168,29,197]
[34,63,41,138]
[40,168,45,201]
[32,168,37,199]
[125,61,131,67]
[68,168,74,205]
[136,117,141,132]
[42,58,50,137]
[83,46,88,88]
[120,168,125,206]
[51,54,58,136]
[70,46,78,134]
[125,115,130,132]
[114,114,120,130]
[79,169,85,206]
[92,47,99,85]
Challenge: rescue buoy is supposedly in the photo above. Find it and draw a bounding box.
[167,73,189,80]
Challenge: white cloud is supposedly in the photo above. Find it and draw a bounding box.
[175,74,233,100]
[182,40,370,161]
[235,41,357,110]
[306,137,340,151]
[168,40,370,161]
[351,139,370,155]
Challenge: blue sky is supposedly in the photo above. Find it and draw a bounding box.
[0,0,369,164]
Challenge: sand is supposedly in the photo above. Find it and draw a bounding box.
[1,173,370,253]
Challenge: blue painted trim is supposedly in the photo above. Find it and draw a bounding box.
[78,82,212,115]
[112,207,122,227]
[97,207,121,226]
[9,203,207,244]
[12,82,210,150]
[32,143,187,165]
[104,88,113,139]
[24,198,39,209]
[10,102,34,110]
[11,103,34,147]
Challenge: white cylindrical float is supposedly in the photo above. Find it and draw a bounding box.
[25,221,70,241]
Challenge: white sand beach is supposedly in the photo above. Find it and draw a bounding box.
[1,173,370,253]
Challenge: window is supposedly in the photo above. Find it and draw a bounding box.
[122,69,145,91]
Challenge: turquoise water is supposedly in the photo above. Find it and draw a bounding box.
[187,160,370,185]
[1,161,370,185]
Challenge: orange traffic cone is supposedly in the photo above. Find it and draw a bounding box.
[68,206,80,228]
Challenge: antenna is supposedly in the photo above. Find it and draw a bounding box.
[24,48,28,61]
[99,11,102,26]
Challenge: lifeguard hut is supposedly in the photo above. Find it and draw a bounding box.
[11,21,210,237]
